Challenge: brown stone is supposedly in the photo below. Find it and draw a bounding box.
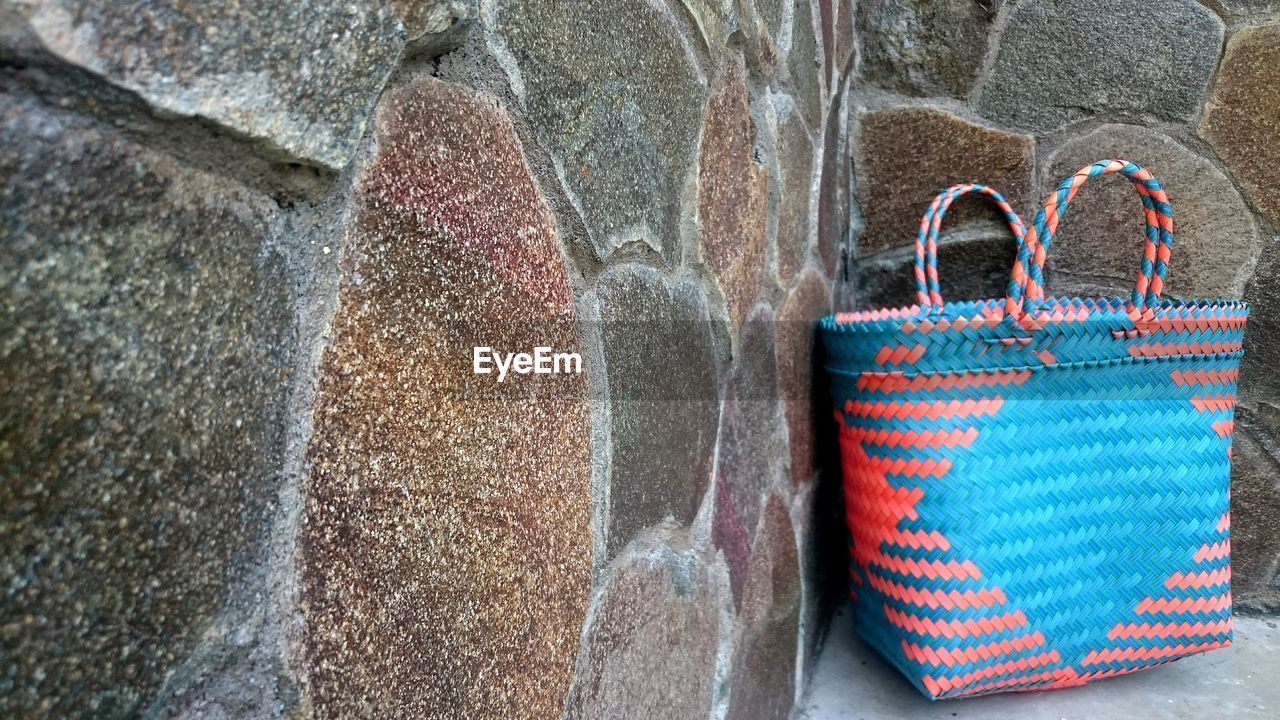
[1201,23,1280,226]
[1242,239,1280,404]
[700,54,768,330]
[299,77,593,719]
[725,494,801,720]
[775,111,816,283]
[856,106,1034,255]
[777,269,831,486]
[1230,408,1280,611]
[566,539,724,719]
[1043,125,1259,300]
[0,92,292,717]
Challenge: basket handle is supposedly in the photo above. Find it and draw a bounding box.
[1004,159,1174,321]
[915,184,1028,311]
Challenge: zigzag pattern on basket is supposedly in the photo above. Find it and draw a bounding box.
[822,162,1247,700]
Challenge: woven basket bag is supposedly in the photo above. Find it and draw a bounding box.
[821,160,1248,699]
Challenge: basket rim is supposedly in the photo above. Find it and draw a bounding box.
[822,295,1249,334]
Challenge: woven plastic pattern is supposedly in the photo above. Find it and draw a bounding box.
[822,161,1247,700]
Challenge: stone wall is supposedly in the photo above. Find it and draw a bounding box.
[843,0,1280,612]
[3,1,1278,718]
[1,1,847,717]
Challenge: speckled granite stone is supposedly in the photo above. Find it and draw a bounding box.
[299,77,593,719]
[775,111,816,284]
[3,0,403,169]
[0,92,292,718]
[777,269,830,486]
[566,539,724,719]
[490,0,705,260]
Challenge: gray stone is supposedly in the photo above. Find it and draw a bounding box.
[851,232,1023,310]
[816,90,850,277]
[726,494,801,720]
[566,539,724,719]
[392,0,474,54]
[1218,1,1280,16]
[1242,239,1280,404]
[490,0,705,260]
[976,0,1223,132]
[1043,124,1259,300]
[855,106,1034,256]
[1,0,403,170]
[678,0,733,61]
[1229,408,1280,612]
[857,0,1002,98]
[1201,23,1280,226]
[700,53,768,330]
[713,305,783,606]
[782,0,824,127]
[299,77,593,719]
[596,266,720,558]
[0,93,292,718]
[774,111,816,284]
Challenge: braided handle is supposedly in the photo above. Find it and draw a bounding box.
[1004,159,1174,320]
[915,184,1028,310]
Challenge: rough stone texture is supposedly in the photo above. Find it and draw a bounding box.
[1201,23,1280,227]
[0,93,292,718]
[566,539,724,719]
[775,111,816,283]
[392,0,474,53]
[833,0,854,76]
[1,0,402,170]
[783,0,824,127]
[491,0,705,260]
[976,0,1223,132]
[1242,239,1280,404]
[725,494,801,720]
[1043,124,1259,300]
[713,305,783,606]
[700,55,768,329]
[777,269,830,486]
[596,266,719,558]
[816,92,850,277]
[855,106,1034,255]
[1230,409,1280,611]
[851,233,1023,310]
[857,0,1002,98]
[678,0,732,60]
[1217,1,1280,16]
[300,77,592,719]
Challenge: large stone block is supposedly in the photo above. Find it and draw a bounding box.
[1242,239,1280,404]
[976,0,1222,132]
[299,77,593,719]
[855,106,1034,255]
[782,0,824,127]
[595,266,719,558]
[725,494,801,720]
[777,269,830,486]
[1230,409,1280,611]
[1,0,403,170]
[0,93,292,717]
[700,54,768,330]
[489,0,705,260]
[1042,125,1259,300]
[1201,23,1280,226]
[713,305,783,605]
[566,539,724,719]
[774,110,816,284]
[857,0,1001,98]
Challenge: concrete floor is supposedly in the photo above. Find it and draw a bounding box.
[799,607,1280,720]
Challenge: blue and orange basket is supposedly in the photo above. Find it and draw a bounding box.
[821,160,1247,699]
